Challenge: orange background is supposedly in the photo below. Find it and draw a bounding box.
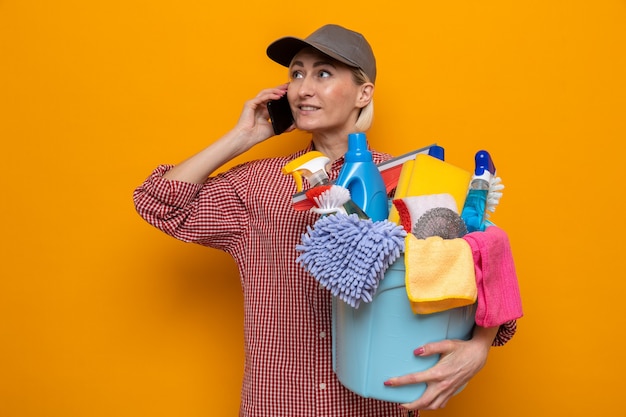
[1,1,625,416]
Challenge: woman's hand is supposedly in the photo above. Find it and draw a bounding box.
[233,84,294,146]
[384,326,499,411]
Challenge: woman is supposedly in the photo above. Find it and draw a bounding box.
[134,24,516,416]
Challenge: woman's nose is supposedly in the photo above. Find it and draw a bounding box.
[296,75,315,98]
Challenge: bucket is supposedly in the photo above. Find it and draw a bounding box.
[332,255,476,403]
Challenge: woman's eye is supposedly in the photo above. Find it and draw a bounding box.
[291,71,303,79]
[319,70,331,78]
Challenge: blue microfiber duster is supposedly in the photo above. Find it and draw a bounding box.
[296,213,407,308]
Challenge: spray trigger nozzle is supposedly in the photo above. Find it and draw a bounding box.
[474,150,496,177]
[282,151,331,192]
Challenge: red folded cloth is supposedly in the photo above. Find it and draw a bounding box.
[462,226,523,327]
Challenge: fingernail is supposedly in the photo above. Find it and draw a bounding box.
[413,347,425,356]
[384,380,393,386]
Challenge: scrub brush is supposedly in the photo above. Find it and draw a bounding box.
[485,175,504,221]
[306,184,369,219]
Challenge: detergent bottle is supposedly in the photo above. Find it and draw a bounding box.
[461,150,495,232]
[334,132,389,222]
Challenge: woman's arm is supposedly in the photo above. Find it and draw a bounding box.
[163,84,291,184]
[133,85,293,246]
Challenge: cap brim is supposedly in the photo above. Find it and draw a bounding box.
[266,36,358,70]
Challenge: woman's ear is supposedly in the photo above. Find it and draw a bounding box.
[356,83,374,108]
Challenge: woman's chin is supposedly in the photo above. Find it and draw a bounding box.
[294,120,318,133]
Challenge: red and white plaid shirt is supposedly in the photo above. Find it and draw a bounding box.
[133,144,516,417]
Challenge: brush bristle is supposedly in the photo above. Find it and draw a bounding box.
[485,176,504,218]
[305,185,332,207]
[311,185,351,214]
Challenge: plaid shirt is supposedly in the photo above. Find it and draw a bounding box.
[133,144,516,417]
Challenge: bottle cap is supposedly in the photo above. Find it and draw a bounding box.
[345,132,372,162]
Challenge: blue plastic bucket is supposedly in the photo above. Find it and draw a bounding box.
[332,255,476,403]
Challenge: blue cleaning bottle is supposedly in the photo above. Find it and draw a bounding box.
[334,132,389,222]
[461,150,495,232]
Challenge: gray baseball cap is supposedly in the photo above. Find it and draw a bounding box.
[266,24,377,83]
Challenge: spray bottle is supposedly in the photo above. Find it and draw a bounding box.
[282,151,369,219]
[334,132,389,222]
[460,150,495,232]
[282,151,331,192]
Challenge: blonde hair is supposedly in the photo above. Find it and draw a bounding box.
[351,67,374,132]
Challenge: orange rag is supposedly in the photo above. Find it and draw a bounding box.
[404,234,477,314]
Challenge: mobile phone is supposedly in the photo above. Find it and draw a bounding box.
[267,94,294,135]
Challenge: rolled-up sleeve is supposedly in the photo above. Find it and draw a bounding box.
[492,320,517,346]
[133,164,248,252]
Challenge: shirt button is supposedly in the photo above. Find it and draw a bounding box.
[319,383,327,390]
[319,331,326,339]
